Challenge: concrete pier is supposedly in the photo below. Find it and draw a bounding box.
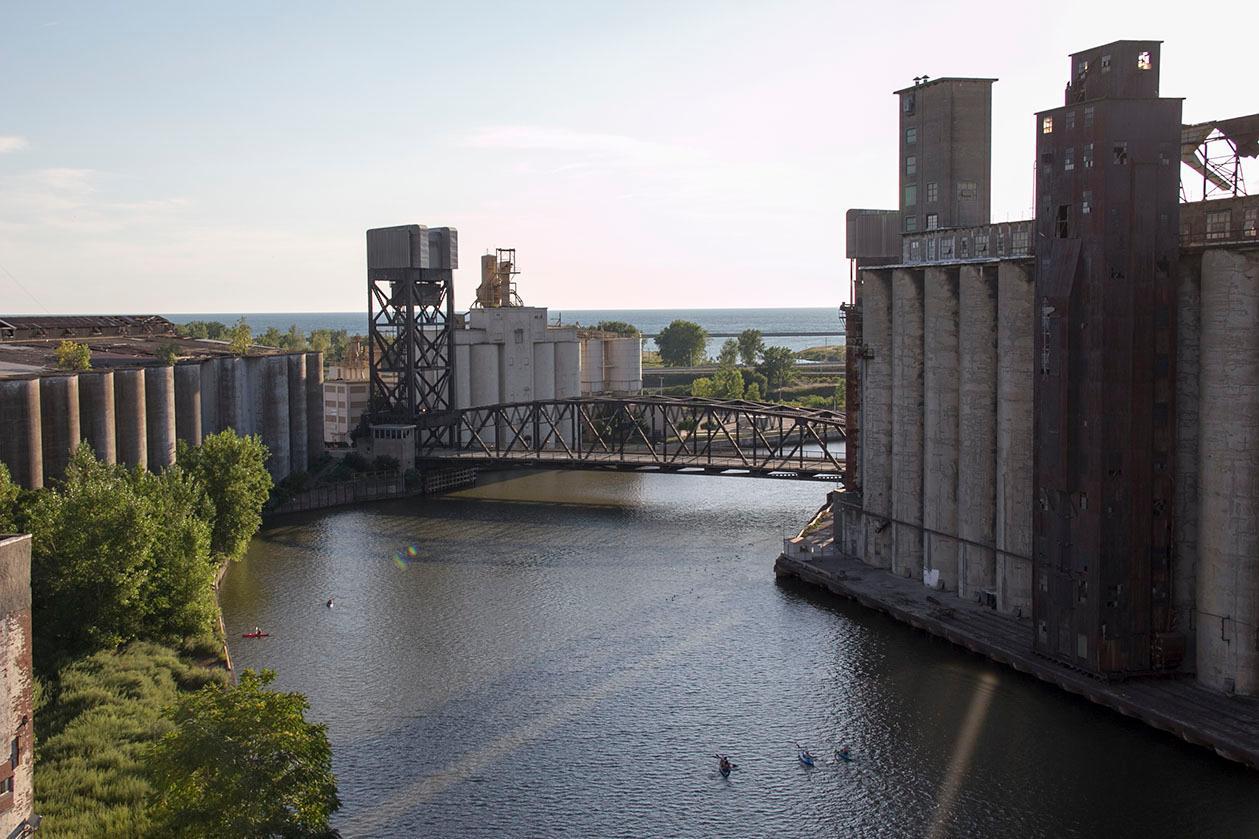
[287,355,308,474]
[39,374,80,484]
[145,365,177,470]
[1197,248,1259,695]
[891,268,924,580]
[861,270,894,569]
[77,371,116,465]
[922,267,959,590]
[958,265,998,599]
[0,378,43,488]
[174,363,203,448]
[996,261,1033,615]
[113,369,147,470]
[305,352,323,467]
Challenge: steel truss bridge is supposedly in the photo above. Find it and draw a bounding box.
[417,396,846,482]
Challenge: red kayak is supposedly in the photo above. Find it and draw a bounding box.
[241,631,270,639]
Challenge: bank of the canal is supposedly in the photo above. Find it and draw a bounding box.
[222,471,1259,838]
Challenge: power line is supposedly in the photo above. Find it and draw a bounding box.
[0,257,50,314]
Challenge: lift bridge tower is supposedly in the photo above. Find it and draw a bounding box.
[366,224,459,448]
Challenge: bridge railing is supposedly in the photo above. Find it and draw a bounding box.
[425,396,846,478]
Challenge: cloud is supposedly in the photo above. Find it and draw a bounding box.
[0,167,188,235]
[0,136,29,154]
[465,125,668,159]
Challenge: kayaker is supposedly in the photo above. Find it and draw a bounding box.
[326,597,334,608]
[718,755,732,774]
[835,746,851,761]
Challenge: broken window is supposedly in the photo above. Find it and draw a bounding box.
[1076,59,1089,80]
[941,237,954,258]
[906,126,917,145]
[959,237,970,258]
[909,239,921,259]
[1043,116,1054,134]
[1083,106,1094,128]
[1244,208,1257,237]
[926,182,938,203]
[1082,143,1093,169]
[1013,229,1029,253]
[903,92,916,114]
[1137,51,1152,70]
[1101,54,1112,72]
[926,213,939,231]
[975,233,989,256]
[1057,204,1070,238]
[1064,147,1075,172]
[904,215,918,233]
[1065,110,1076,130]
[1113,143,1128,165]
[957,181,976,199]
[904,184,918,206]
[1206,210,1231,240]
[1082,190,1092,215]
[906,155,917,176]
[926,238,937,259]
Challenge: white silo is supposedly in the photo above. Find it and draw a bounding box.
[580,334,604,395]
[603,336,643,394]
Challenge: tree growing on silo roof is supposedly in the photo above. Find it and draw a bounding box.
[54,339,92,371]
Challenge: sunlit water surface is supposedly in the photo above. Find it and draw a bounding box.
[220,471,1259,838]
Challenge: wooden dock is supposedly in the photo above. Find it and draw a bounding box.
[775,549,1259,771]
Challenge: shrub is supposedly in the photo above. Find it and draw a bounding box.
[54,339,92,371]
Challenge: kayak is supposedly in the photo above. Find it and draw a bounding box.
[798,752,815,767]
[241,631,270,638]
[719,764,731,778]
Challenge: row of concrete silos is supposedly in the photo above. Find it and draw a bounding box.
[0,352,323,488]
[853,262,1034,617]
[580,334,643,395]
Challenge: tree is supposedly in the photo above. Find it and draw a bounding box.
[54,339,92,371]
[147,669,340,838]
[177,431,272,560]
[177,321,229,340]
[228,318,252,357]
[0,462,18,532]
[157,342,181,366]
[257,326,285,348]
[757,345,797,392]
[308,331,331,355]
[745,381,763,401]
[595,320,639,336]
[689,377,715,398]
[655,320,708,367]
[284,324,308,352]
[718,339,739,366]
[736,329,765,367]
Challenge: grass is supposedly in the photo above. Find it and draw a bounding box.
[795,345,846,363]
[35,642,227,838]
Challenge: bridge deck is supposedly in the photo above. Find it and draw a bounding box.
[424,449,846,480]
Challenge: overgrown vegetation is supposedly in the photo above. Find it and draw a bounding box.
[54,339,92,371]
[177,432,273,561]
[175,319,360,363]
[655,319,708,367]
[594,320,639,336]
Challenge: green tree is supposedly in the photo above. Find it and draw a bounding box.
[177,321,230,340]
[757,345,797,392]
[257,326,285,348]
[595,320,640,336]
[689,377,715,398]
[177,431,272,560]
[135,466,217,641]
[157,342,181,366]
[718,338,739,366]
[0,462,18,532]
[736,329,765,366]
[745,381,763,401]
[228,318,252,356]
[147,669,340,839]
[284,324,308,351]
[655,320,708,367]
[54,339,92,371]
[308,331,332,355]
[712,364,745,399]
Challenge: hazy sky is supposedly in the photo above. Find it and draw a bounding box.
[1,1,1254,314]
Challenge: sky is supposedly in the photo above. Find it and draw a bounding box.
[1,0,1255,315]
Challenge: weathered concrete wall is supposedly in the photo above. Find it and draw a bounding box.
[922,266,959,590]
[958,265,998,599]
[256,356,291,480]
[39,374,80,484]
[0,535,34,836]
[0,379,42,489]
[218,357,248,435]
[77,371,116,465]
[305,352,324,466]
[1197,248,1259,695]
[1175,254,1201,663]
[144,365,176,471]
[287,355,308,473]
[891,268,924,580]
[174,362,202,448]
[861,270,894,569]
[996,261,1033,616]
[200,357,222,437]
[113,368,147,470]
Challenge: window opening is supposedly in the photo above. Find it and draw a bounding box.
[926,182,938,203]
[1113,143,1128,165]
[1101,54,1112,72]
[1083,106,1094,128]
[906,127,917,145]
[1057,205,1070,238]
[903,93,916,114]
[1065,110,1076,130]
[1206,210,1231,240]
[904,184,918,206]
[1083,143,1093,169]
[1042,116,1054,134]
[1137,51,1152,70]
[1064,147,1075,172]
[926,213,939,231]
[906,155,917,176]
[904,215,919,233]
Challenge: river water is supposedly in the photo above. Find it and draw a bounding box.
[220,471,1259,838]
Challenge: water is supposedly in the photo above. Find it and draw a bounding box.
[220,472,1259,838]
[163,308,845,358]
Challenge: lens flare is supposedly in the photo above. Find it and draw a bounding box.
[406,545,419,558]
[392,550,408,570]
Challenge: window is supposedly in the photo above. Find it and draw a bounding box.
[904,184,918,206]
[1137,50,1152,70]
[10,737,17,770]
[957,181,976,199]
[926,213,939,231]
[959,237,970,258]
[941,237,954,259]
[513,328,524,344]
[1065,110,1076,130]
[1206,210,1231,240]
[1101,54,1112,72]
[0,777,11,795]
[926,238,937,259]
[1113,143,1128,165]
[909,239,921,259]
[926,182,938,203]
[904,215,919,233]
[1064,147,1075,172]
[1083,106,1094,128]
[1042,116,1054,134]
[1083,143,1094,169]
[903,93,915,114]
[1245,208,1257,237]
[975,233,989,256]
[906,127,917,145]
[1082,190,1092,215]
[906,155,917,176]
[1013,228,1030,253]
[1076,59,1089,80]
[1057,205,1070,238]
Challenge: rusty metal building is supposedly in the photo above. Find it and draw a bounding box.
[1032,41,1183,675]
